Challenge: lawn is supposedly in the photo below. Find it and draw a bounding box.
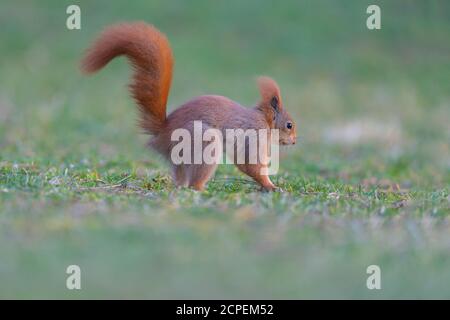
[0,0,449,298]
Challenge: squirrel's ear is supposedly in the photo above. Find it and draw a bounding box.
[257,76,282,112]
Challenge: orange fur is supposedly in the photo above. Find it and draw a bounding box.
[81,22,173,134]
[81,22,297,191]
[257,76,282,108]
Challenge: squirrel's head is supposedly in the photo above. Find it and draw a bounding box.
[257,76,297,145]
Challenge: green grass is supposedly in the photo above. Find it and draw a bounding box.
[0,0,449,298]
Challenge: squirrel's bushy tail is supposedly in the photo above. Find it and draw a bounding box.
[81,22,173,135]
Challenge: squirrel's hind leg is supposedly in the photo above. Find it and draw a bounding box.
[172,164,188,188]
[186,163,218,191]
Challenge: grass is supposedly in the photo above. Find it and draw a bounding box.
[0,0,449,298]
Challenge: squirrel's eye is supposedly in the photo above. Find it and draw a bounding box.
[286,122,293,129]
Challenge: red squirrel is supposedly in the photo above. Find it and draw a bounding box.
[81,22,296,191]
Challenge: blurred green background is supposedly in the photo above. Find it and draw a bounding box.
[0,0,449,298]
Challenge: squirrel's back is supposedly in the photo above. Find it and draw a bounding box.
[81,22,173,135]
[166,95,266,130]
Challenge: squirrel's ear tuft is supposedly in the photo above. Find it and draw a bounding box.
[257,76,282,111]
